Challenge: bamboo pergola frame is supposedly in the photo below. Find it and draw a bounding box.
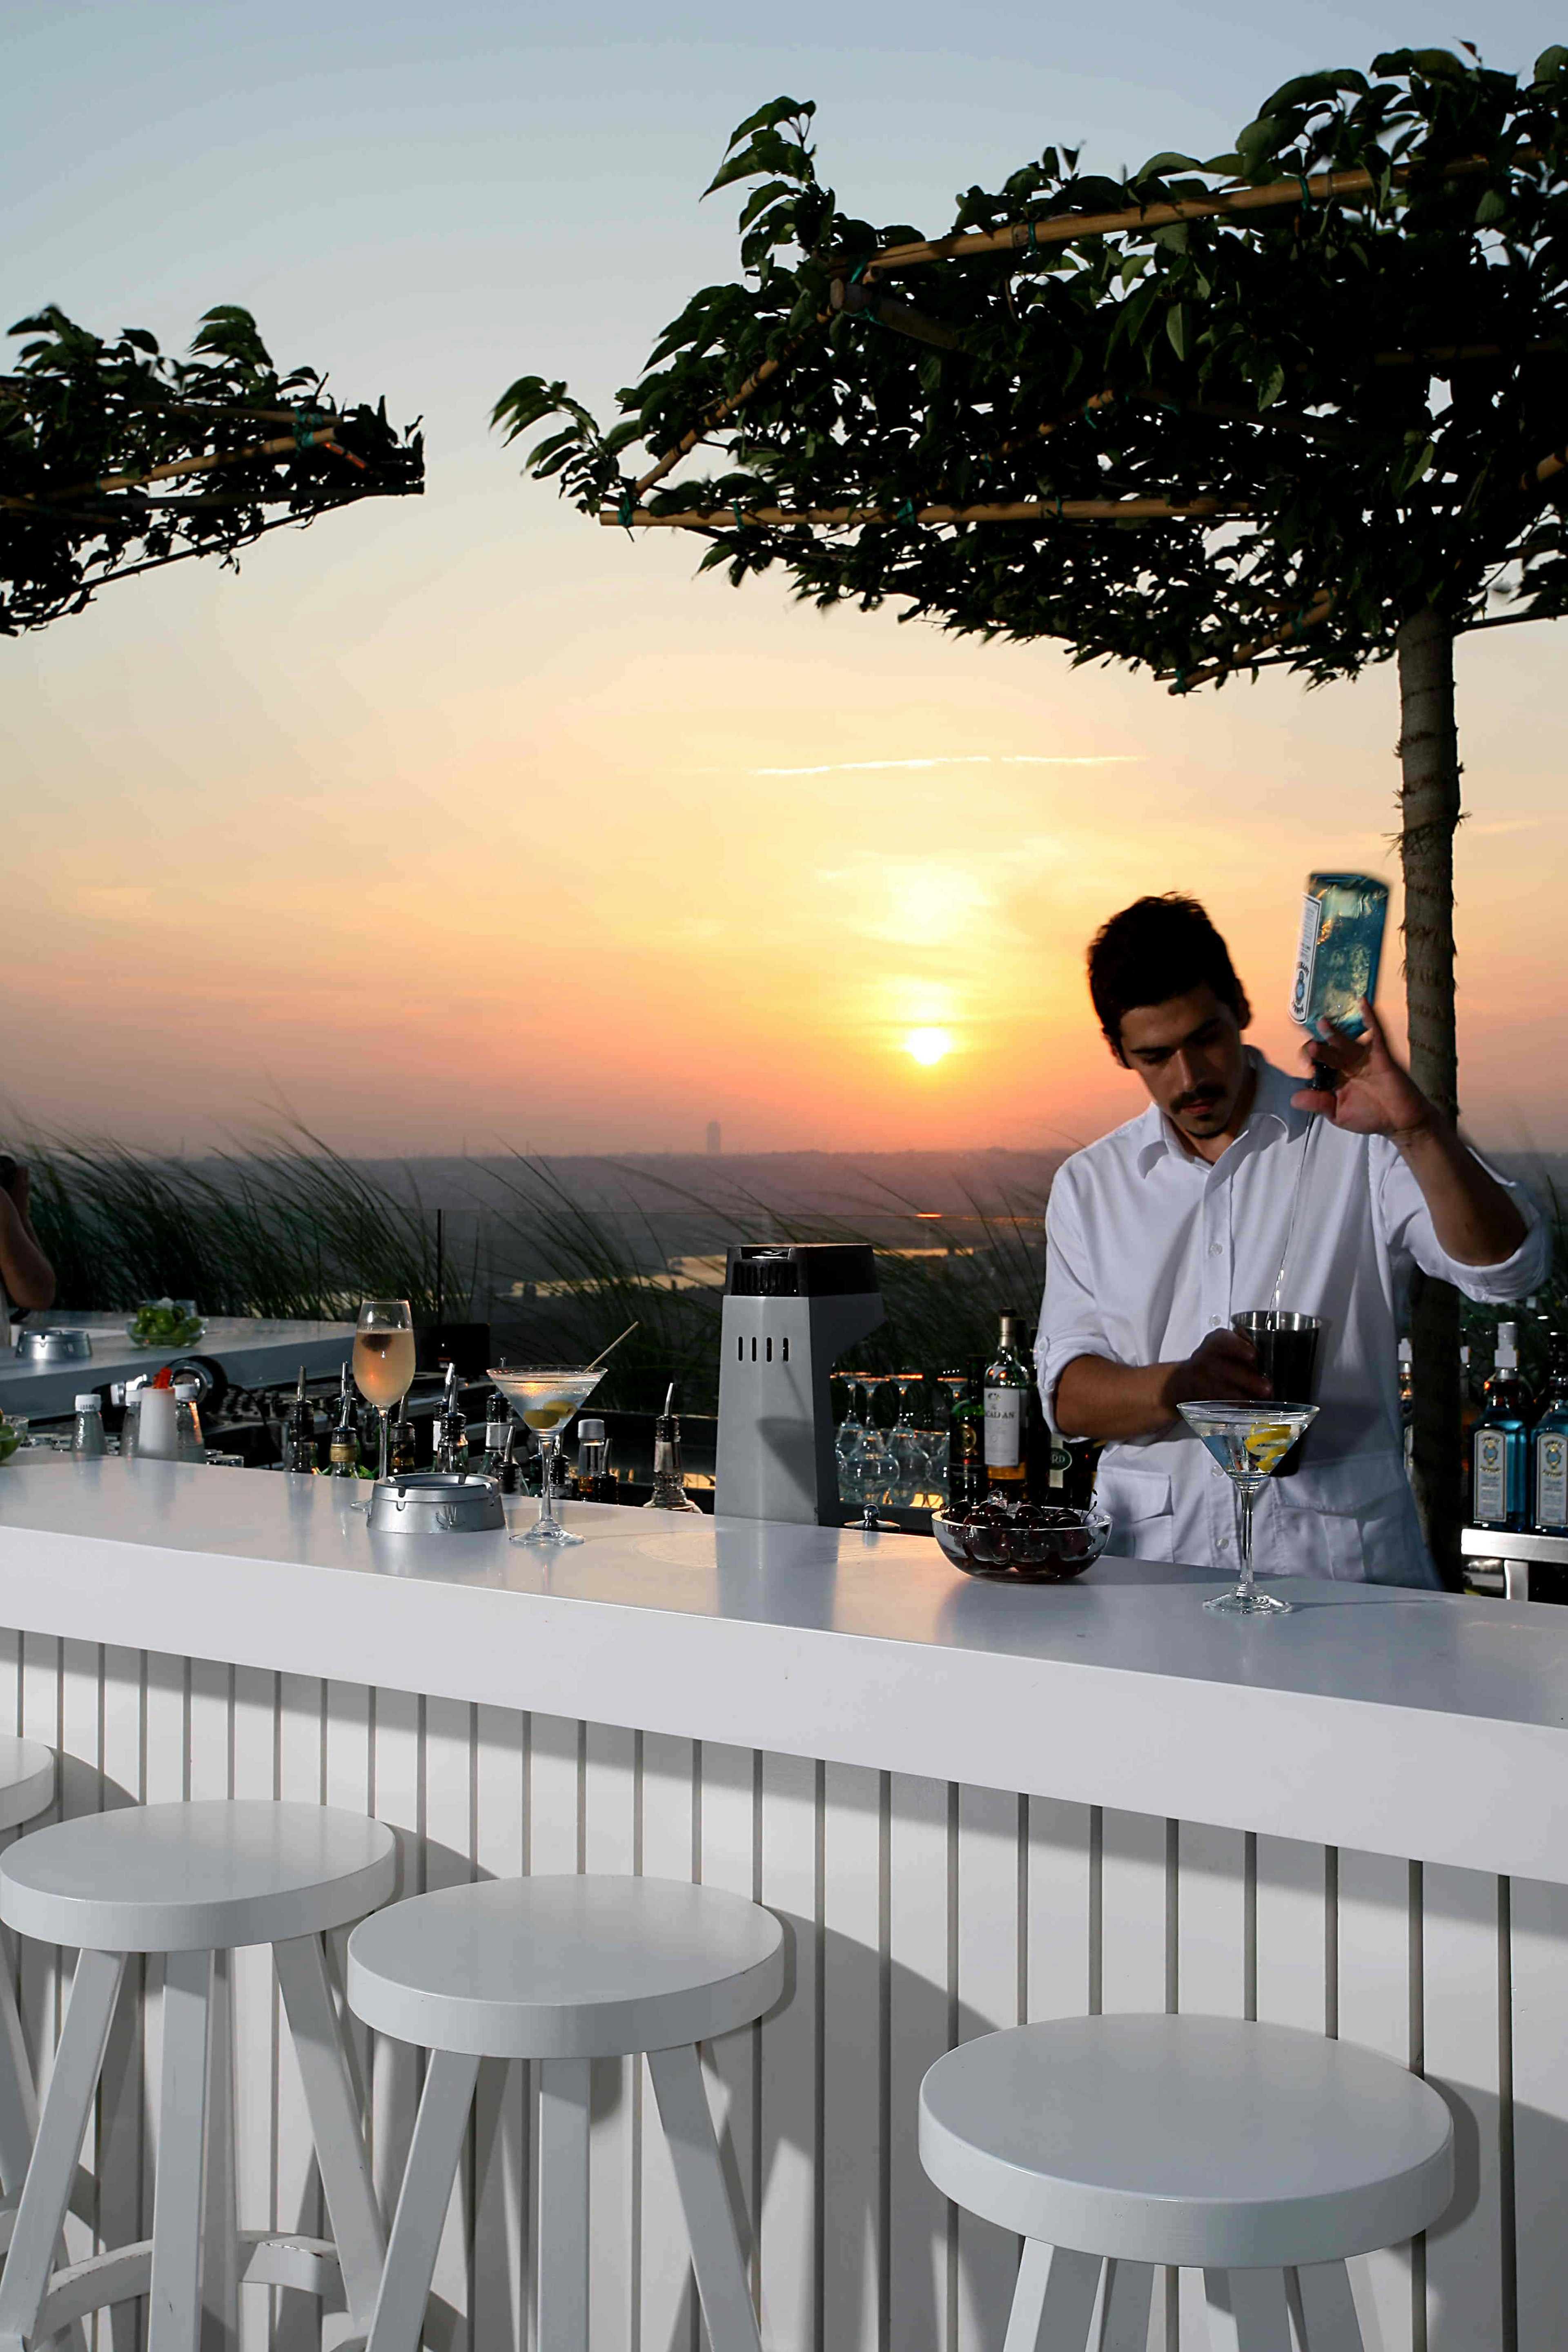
[597,135,1561,684]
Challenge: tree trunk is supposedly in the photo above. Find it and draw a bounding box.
[1396,607,1463,1586]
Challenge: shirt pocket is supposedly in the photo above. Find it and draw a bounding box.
[1094,1461,1176,1563]
[1270,1452,1413,1582]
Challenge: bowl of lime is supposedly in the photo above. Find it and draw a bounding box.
[0,1420,22,1468]
[127,1299,206,1350]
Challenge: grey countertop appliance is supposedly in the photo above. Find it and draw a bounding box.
[715,1243,884,1524]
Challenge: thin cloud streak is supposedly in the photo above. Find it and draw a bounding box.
[721,753,1148,777]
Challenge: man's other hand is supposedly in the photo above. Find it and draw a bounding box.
[1165,1327,1272,1414]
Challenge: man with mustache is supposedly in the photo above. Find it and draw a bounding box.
[1036,894,1547,1586]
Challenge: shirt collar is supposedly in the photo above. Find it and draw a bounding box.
[1133,1048,1303,1176]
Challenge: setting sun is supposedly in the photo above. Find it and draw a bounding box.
[904,1027,954,1067]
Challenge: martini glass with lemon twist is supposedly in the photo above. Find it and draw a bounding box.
[1178,1400,1319,1615]
[488,1366,604,1546]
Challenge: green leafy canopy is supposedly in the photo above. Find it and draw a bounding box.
[1,305,424,634]
[496,49,1568,689]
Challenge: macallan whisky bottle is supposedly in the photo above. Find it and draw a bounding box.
[984,1312,1032,1493]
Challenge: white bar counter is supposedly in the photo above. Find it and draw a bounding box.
[0,1314,355,1419]
[0,1458,1563,2352]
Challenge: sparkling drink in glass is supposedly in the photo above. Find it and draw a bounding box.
[354,1302,416,1490]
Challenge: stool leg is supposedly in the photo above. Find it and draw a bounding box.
[364,2050,478,2352]
[149,1948,213,2352]
[274,1933,387,2330]
[1203,2268,1291,2352]
[0,1944,37,2195]
[537,2058,591,2352]
[1292,2261,1365,2350]
[1002,2242,1100,2352]
[1099,2259,1154,2352]
[648,2043,760,2352]
[0,1946,124,2352]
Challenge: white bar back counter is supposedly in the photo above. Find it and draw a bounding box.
[0,1456,1563,2352]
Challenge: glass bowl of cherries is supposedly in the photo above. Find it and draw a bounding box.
[932,1496,1111,1582]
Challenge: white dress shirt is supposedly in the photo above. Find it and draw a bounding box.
[1036,1051,1549,1587]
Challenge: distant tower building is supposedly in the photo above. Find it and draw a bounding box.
[706,1121,722,1157]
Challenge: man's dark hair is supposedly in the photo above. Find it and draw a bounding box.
[1087,894,1250,1061]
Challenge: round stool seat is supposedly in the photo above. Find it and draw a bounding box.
[0,1736,54,1835]
[0,1799,396,1952]
[920,2014,1453,2271]
[347,1873,785,2058]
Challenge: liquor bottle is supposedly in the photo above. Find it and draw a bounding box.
[1398,1337,1415,1476]
[494,1422,521,1495]
[1458,1346,1480,1520]
[946,1365,986,1510]
[434,1365,469,1474]
[575,1416,617,1503]
[327,1367,361,1478]
[1472,1322,1533,1532]
[643,1385,702,1513]
[479,1390,510,1478]
[1290,873,1389,1041]
[389,1399,417,1477]
[1532,1337,1568,1535]
[984,1312,1032,1493]
[283,1366,316,1474]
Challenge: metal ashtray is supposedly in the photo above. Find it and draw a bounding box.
[14,1328,94,1365]
[368,1472,506,1535]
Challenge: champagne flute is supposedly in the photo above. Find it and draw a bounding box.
[353,1301,416,1492]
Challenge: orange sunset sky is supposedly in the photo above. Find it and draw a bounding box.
[7,2,1566,1161]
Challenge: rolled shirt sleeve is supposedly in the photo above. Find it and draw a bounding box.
[1375,1141,1552,1303]
[1036,1169,1117,1432]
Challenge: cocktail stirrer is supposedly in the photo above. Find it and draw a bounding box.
[1270,1114,1321,1313]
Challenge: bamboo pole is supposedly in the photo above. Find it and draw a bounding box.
[44,425,363,504]
[1371,336,1564,369]
[858,154,1494,278]
[604,494,1245,528]
[630,311,834,499]
[830,280,964,351]
[1169,588,1336,686]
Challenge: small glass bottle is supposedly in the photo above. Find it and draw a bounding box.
[1398,1337,1415,1475]
[480,1390,510,1479]
[328,1368,361,1479]
[946,1363,985,1510]
[1532,1337,1568,1535]
[575,1416,616,1503]
[283,1366,317,1475]
[71,1393,107,1461]
[172,1382,205,1464]
[1472,1321,1533,1532]
[984,1312,1032,1494]
[389,1400,417,1478]
[434,1365,469,1474]
[643,1390,702,1513]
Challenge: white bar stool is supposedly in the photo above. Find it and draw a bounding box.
[0,1798,396,2352]
[346,1873,785,2352]
[0,1737,58,2252]
[919,2014,1454,2351]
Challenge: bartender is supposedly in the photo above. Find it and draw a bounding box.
[1037,894,1548,1586]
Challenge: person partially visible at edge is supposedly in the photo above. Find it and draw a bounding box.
[0,1156,56,1320]
[1036,894,1548,1588]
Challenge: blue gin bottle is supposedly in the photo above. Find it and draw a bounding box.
[1473,1322,1534,1532]
[1532,1339,1568,1534]
[1290,873,1390,1040]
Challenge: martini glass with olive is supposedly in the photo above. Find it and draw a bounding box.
[1178,1400,1319,1615]
[488,1366,605,1546]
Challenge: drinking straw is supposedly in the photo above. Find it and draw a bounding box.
[586,1321,640,1370]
